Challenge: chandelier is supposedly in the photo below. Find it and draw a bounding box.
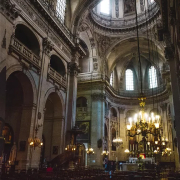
[113,137,123,148]
[28,123,43,148]
[125,0,171,158]
[28,136,43,148]
[86,148,94,155]
[101,149,109,156]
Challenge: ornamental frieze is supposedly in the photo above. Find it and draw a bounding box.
[0,0,21,20]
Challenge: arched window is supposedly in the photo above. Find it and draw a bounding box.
[126,69,134,90]
[149,66,157,88]
[100,0,110,15]
[110,72,113,86]
[56,0,66,23]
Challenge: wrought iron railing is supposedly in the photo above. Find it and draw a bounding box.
[10,36,41,68]
[48,66,67,89]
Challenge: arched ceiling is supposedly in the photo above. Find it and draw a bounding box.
[69,0,161,34]
[107,37,165,73]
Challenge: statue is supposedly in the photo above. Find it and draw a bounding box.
[9,142,17,165]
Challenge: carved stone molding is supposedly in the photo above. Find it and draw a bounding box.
[164,46,175,60]
[0,0,21,20]
[93,58,98,71]
[118,107,125,114]
[115,0,119,18]
[1,29,6,49]
[91,93,106,101]
[43,37,54,55]
[68,62,80,76]
[160,103,167,111]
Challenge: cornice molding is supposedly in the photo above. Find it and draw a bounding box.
[0,0,21,21]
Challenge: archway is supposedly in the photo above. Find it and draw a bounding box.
[42,92,64,163]
[50,55,66,76]
[15,24,40,56]
[5,71,34,167]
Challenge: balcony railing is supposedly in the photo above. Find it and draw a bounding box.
[77,107,87,113]
[10,36,41,68]
[108,83,167,98]
[48,66,67,89]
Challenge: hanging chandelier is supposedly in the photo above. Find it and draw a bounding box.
[28,123,43,148]
[28,136,43,148]
[86,148,95,155]
[113,137,123,148]
[125,0,171,158]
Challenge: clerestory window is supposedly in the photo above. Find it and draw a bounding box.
[149,66,158,88]
[100,0,110,15]
[110,72,113,86]
[56,0,66,23]
[126,69,134,90]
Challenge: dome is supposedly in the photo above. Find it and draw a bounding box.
[91,0,159,30]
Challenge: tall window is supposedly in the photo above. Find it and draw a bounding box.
[149,66,158,88]
[110,72,113,86]
[100,0,110,15]
[126,69,134,90]
[56,0,66,23]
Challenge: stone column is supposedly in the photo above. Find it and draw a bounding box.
[118,107,126,161]
[52,116,65,157]
[160,103,168,138]
[90,93,105,166]
[65,53,80,141]
[28,38,53,169]
[16,104,36,170]
[164,35,180,168]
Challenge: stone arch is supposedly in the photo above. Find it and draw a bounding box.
[14,23,40,56]
[5,71,34,169]
[44,87,65,115]
[49,55,66,77]
[79,39,90,73]
[6,65,37,104]
[49,51,67,74]
[43,91,65,161]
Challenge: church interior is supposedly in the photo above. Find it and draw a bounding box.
[0,0,180,179]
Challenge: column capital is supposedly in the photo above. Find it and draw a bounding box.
[68,62,80,76]
[43,37,54,55]
[118,107,125,114]
[160,103,167,111]
[71,50,81,64]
